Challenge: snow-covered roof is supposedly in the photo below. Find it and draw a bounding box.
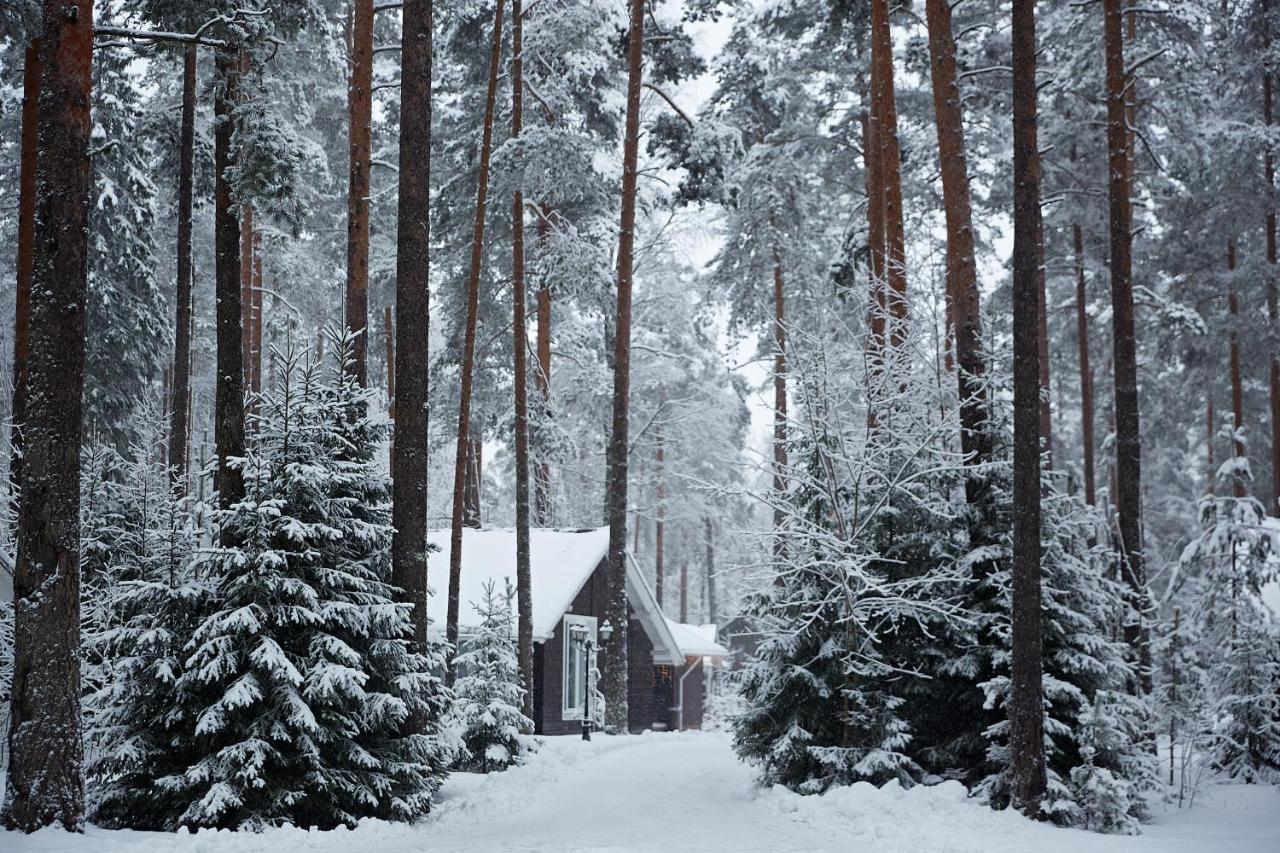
[665,619,729,658]
[425,527,683,664]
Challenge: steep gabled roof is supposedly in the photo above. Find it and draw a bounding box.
[424,527,683,664]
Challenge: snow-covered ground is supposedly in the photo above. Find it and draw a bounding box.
[5,732,1277,852]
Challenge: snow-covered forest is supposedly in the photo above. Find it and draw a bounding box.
[0,0,1278,849]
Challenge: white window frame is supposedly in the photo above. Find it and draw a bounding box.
[561,614,598,720]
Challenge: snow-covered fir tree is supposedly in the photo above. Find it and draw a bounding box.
[733,343,965,792]
[1168,444,1280,785]
[153,336,458,829]
[453,579,538,772]
[975,483,1156,831]
[86,398,213,829]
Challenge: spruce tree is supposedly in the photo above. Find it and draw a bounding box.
[87,400,212,829]
[1172,450,1280,783]
[453,579,538,772]
[977,484,1156,829]
[159,338,458,829]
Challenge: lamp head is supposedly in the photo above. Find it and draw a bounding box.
[599,620,614,644]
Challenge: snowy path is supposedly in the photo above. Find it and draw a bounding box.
[6,732,1279,852]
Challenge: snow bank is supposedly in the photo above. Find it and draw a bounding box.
[5,733,1278,852]
[758,779,1035,852]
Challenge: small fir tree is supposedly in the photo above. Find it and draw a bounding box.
[453,579,538,772]
[156,336,459,830]
[977,483,1157,829]
[87,399,212,828]
[1171,451,1280,784]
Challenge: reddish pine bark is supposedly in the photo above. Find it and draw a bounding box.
[511,0,535,721]
[924,0,992,505]
[870,0,908,349]
[863,105,886,366]
[3,1,94,832]
[1105,0,1150,692]
[213,48,246,532]
[391,0,433,648]
[169,43,197,488]
[602,0,645,732]
[1073,224,1096,505]
[447,0,506,675]
[346,0,373,386]
[1010,0,1048,816]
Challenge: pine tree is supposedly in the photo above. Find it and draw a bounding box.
[453,580,538,772]
[3,0,95,831]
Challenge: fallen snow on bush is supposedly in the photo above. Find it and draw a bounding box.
[4,732,1277,852]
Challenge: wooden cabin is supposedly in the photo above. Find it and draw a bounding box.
[426,527,692,735]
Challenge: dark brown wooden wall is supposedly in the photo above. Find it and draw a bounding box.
[533,559,660,735]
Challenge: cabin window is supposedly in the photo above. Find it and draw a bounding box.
[562,614,597,720]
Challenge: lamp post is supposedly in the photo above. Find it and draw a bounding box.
[582,620,614,741]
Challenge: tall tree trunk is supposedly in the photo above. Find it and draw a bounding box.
[863,105,886,368]
[704,516,716,624]
[346,0,373,386]
[1073,224,1096,505]
[1104,0,1150,693]
[870,0,909,350]
[240,205,253,389]
[2,2,94,832]
[214,48,246,535]
[1009,0,1048,817]
[251,229,264,396]
[771,238,788,538]
[169,44,196,488]
[391,0,433,649]
[679,559,688,624]
[534,213,553,525]
[1228,241,1246,498]
[447,0,506,677]
[384,304,395,412]
[511,0,535,722]
[602,0,645,733]
[1264,0,1279,515]
[655,424,666,608]
[706,514,716,622]
[924,0,992,509]
[9,41,40,503]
